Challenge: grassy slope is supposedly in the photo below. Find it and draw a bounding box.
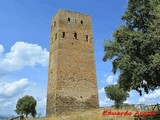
[28,107,137,120]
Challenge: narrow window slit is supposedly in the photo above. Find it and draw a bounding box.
[85,35,89,42]
[81,20,83,25]
[74,33,77,40]
[54,21,56,27]
[62,32,65,38]
[68,18,70,23]
[55,33,57,40]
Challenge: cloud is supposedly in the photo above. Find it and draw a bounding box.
[105,75,118,85]
[0,78,31,116]
[1,101,13,107]
[0,78,47,116]
[139,89,160,104]
[123,100,133,104]
[37,97,46,106]
[99,98,114,107]
[129,90,136,97]
[37,97,46,116]
[0,44,4,54]
[0,78,30,98]
[106,76,114,84]
[0,41,48,116]
[0,42,49,76]
[98,87,105,94]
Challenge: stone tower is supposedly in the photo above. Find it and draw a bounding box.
[46,9,99,117]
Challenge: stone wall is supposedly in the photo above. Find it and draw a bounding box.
[46,9,99,117]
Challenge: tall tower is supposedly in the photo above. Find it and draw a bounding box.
[46,9,99,117]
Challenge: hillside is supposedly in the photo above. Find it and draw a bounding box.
[27,107,137,120]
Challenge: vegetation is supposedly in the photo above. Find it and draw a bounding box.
[103,0,160,95]
[104,84,129,109]
[27,107,136,120]
[15,95,37,118]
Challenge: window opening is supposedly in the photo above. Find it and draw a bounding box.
[81,20,83,25]
[86,35,89,42]
[54,21,56,27]
[68,18,70,23]
[62,32,65,38]
[55,33,57,40]
[74,33,77,40]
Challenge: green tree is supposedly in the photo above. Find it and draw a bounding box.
[103,0,160,95]
[104,84,129,109]
[15,95,37,118]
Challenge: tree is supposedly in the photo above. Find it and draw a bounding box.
[103,0,160,95]
[104,84,129,109]
[15,95,37,118]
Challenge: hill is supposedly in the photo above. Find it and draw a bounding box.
[27,107,137,120]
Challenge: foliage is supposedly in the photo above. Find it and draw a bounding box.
[104,84,129,109]
[103,0,160,95]
[15,95,37,118]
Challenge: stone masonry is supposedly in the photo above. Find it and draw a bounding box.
[46,9,99,117]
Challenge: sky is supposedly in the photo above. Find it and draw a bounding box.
[0,0,160,117]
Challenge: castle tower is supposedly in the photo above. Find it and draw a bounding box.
[46,9,99,117]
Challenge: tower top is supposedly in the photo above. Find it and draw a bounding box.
[58,9,90,16]
[51,9,91,26]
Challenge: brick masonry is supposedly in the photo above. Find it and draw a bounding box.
[46,9,99,117]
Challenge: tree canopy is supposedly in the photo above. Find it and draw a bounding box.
[104,84,129,109]
[15,95,37,118]
[103,0,160,95]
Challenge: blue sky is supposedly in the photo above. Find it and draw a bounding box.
[0,0,160,117]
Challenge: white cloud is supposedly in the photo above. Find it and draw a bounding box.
[98,87,105,94]
[0,78,46,116]
[105,75,118,84]
[0,78,31,116]
[0,78,30,98]
[0,42,49,76]
[113,81,117,85]
[37,98,46,116]
[37,98,46,106]
[129,90,136,97]
[1,101,13,107]
[124,100,133,104]
[0,41,48,116]
[0,44,4,54]
[99,98,114,107]
[139,89,160,104]
[106,75,114,84]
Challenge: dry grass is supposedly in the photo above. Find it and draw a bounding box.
[27,107,138,120]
